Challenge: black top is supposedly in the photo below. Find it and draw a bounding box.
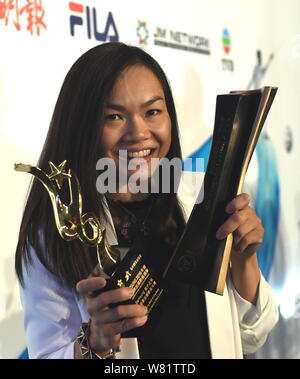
[107,195,211,359]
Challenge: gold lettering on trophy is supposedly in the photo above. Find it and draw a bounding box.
[125,271,132,282]
[130,265,148,290]
[135,277,157,304]
[148,289,164,312]
[130,254,142,271]
[130,271,143,292]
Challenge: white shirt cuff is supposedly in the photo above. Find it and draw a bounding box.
[233,281,262,326]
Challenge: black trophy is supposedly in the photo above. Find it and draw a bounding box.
[163,87,277,295]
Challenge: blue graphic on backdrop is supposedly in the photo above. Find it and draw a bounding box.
[18,349,29,359]
[247,49,279,279]
[184,132,280,280]
[254,134,280,279]
[183,137,212,172]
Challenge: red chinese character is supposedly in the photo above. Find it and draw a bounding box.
[0,0,21,30]
[19,0,46,36]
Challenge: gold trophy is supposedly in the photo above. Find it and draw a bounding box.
[15,161,164,315]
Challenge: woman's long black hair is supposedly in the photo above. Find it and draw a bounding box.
[15,42,186,289]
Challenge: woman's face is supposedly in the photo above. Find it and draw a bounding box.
[100,64,172,185]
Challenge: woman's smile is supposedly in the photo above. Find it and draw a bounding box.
[101,64,172,181]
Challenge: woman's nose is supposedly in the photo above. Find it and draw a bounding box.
[122,116,151,143]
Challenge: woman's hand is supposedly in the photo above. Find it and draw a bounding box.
[216,193,263,304]
[216,193,264,258]
[76,277,148,356]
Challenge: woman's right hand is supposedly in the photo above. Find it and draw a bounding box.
[76,276,148,355]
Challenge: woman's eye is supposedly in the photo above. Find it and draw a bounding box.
[105,114,122,121]
[146,109,161,117]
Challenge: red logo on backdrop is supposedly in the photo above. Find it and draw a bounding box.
[0,0,47,36]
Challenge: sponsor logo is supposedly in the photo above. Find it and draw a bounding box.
[136,20,149,45]
[221,28,234,72]
[222,28,231,54]
[0,0,47,36]
[221,57,234,72]
[69,1,119,42]
[153,26,210,55]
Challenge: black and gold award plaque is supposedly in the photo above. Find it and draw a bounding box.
[163,87,277,295]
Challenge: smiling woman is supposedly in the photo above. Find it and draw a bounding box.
[15,42,278,360]
[100,64,172,199]
[16,42,184,288]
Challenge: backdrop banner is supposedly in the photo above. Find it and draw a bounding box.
[0,0,299,359]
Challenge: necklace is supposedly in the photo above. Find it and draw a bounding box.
[107,196,155,245]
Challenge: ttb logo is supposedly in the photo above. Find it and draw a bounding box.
[69,2,119,42]
[221,28,234,72]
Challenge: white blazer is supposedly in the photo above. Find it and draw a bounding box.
[20,174,279,359]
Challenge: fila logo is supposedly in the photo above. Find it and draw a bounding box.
[69,2,119,42]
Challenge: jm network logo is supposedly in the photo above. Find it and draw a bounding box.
[137,20,149,45]
[69,2,119,41]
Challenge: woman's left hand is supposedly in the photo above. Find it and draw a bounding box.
[216,193,264,258]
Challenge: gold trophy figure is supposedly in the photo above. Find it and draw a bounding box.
[15,161,164,316]
[14,161,120,275]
